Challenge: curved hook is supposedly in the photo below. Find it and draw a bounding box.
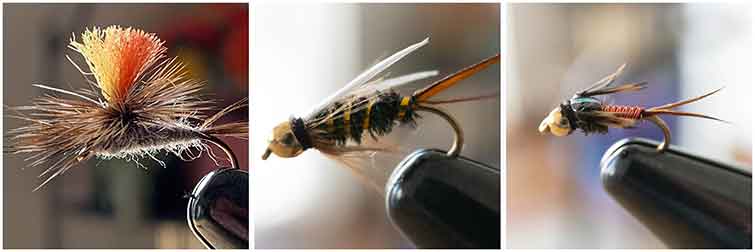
[644,115,670,152]
[197,132,239,169]
[415,105,463,157]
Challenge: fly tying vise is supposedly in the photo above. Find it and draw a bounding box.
[539,64,725,152]
[262,38,500,161]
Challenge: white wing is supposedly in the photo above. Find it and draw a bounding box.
[301,38,430,119]
[350,70,439,98]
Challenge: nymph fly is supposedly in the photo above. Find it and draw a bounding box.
[538,64,724,151]
[262,38,499,178]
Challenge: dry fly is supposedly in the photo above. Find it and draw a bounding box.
[5,26,248,191]
[539,64,724,151]
[262,38,499,185]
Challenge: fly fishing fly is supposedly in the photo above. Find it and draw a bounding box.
[5,26,248,191]
[262,38,499,186]
[539,64,724,151]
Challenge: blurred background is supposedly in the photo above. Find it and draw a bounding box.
[253,3,499,248]
[507,3,751,248]
[3,3,248,249]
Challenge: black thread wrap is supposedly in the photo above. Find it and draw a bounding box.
[560,102,578,133]
[290,117,313,150]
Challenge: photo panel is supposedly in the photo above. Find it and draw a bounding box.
[3,3,249,249]
[252,2,501,249]
[507,2,751,249]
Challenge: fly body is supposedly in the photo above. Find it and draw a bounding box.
[311,91,418,146]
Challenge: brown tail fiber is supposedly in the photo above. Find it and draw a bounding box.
[413,54,500,101]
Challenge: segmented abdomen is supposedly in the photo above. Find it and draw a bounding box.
[312,91,417,145]
[601,105,644,119]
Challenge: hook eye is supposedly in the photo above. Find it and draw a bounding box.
[415,105,464,157]
[187,168,249,249]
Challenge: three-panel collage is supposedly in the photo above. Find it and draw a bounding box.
[1,1,752,250]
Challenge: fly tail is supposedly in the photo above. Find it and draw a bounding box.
[645,87,728,123]
[200,97,249,138]
[645,109,728,123]
[649,87,723,110]
[420,93,499,105]
[413,54,500,102]
[202,122,249,138]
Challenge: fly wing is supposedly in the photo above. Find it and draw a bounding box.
[359,70,439,95]
[580,81,648,97]
[576,63,648,98]
[301,38,430,120]
[577,63,627,96]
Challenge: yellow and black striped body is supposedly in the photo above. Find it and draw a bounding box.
[312,91,417,145]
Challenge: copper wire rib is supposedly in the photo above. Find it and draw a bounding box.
[601,104,671,151]
[602,105,644,119]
